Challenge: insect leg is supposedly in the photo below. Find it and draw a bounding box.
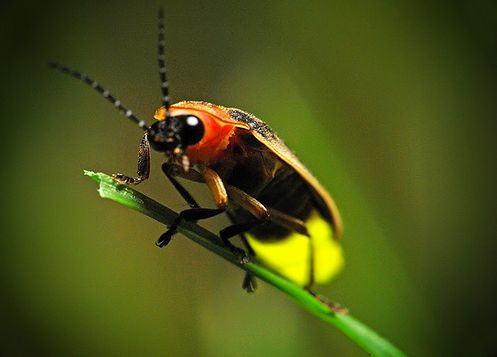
[202,166,228,210]
[112,132,150,185]
[156,164,209,247]
[219,185,273,242]
[226,212,257,293]
[162,163,205,183]
[161,163,200,209]
[266,208,310,237]
[239,233,257,292]
[242,271,257,293]
[219,220,262,240]
[220,185,270,246]
[156,176,202,247]
[308,290,348,314]
[157,167,231,252]
[225,186,269,221]
[156,207,224,247]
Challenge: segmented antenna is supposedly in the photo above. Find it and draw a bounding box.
[158,8,171,113]
[48,62,149,130]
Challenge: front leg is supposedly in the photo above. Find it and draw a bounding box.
[112,132,150,185]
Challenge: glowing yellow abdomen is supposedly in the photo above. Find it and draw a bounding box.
[246,210,344,287]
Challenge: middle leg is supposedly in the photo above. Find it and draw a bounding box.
[157,164,227,247]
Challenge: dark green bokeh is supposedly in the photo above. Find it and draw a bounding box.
[2,1,497,356]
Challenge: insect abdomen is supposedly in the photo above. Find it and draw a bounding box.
[246,210,343,286]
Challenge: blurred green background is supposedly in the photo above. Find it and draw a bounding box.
[2,1,497,356]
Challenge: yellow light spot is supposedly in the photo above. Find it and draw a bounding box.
[246,210,344,286]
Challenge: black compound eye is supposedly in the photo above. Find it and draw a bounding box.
[182,115,204,146]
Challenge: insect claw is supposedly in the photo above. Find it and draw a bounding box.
[112,173,132,185]
[230,246,249,264]
[311,293,349,314]
[156,229,174,247]
[112,173,144,185]
[242,273,257,293]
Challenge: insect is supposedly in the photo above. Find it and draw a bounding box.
[50,9,344,293]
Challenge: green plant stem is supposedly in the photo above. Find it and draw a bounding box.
[84,170,408,357]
